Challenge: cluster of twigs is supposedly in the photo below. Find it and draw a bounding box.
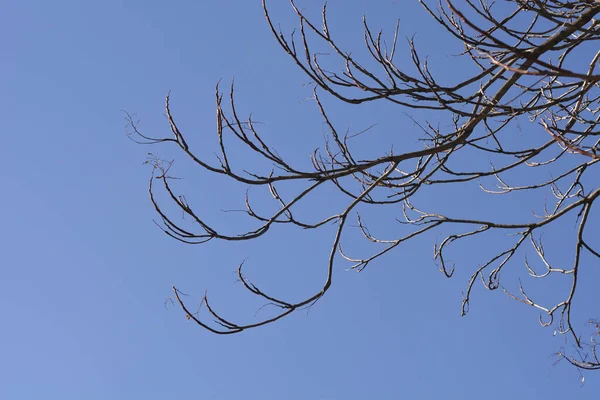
[129,0,600,370]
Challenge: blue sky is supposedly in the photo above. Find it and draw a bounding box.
[2,0,599,398]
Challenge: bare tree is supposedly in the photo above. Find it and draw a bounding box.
[128,0,600,370]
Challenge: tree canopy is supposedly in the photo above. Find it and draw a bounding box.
[129,0,600,371]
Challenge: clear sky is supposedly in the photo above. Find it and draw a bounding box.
[2,0,598,398]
